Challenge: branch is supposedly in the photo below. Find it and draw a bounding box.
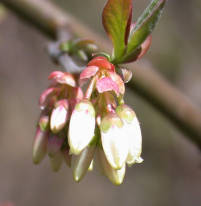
[2,0,201,149]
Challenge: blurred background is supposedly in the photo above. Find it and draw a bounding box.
[0,0,201,205]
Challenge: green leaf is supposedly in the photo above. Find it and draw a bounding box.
[125,0,166,59]
[102,0,132,61]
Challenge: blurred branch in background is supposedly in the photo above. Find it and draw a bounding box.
[0,4,7,23]
[2,0,201,149]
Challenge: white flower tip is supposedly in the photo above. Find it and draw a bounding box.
[69,146,82,155]
[136,157,144,163]
[68,101,95,156]
[50,106,68,133]
[88,160,94,171]
[73,174,81,182]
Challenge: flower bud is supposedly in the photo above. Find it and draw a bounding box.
[100,113,129,169]
[47,135,64,158]
[72,145,96,182]
[68,100,95,155]
[88,160,94,171]
[49,151,63,172]
[50,99,68,133]
[120,68,132,83]
[77,49,88,62]
[96,148,125,185]
[39,115,49,131]
[62,148,72,167]
[32,128,48,164]
[116,105,142,165]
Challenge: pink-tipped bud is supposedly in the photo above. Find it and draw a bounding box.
[47,135,64,158]
[49,151,63,172]
[72,145,96,182]
[38,115,49,131]
[68,100,96,155]
[50,99,68,133]
[39,87,57,110]
[88,56,114,72]
[48,71,76,87]
[116,105,143,166]
[100,113,128,169]
[32,128,48,164]
[96,148,126,185]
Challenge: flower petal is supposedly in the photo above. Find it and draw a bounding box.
[50,100,69,133]
[96,77,119,95]
[109,72,125,95]
[100,114,128,169]
[96,148,126,185]
[39,87,57,109]
[125,116,142,165]
[88,56,115,72]
[48,71,76,87]
[116,105,142,165]
[79,66,99,84]
[68,100,96,155]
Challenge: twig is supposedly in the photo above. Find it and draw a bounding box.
[2,0,201,149]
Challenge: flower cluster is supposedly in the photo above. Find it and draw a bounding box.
[33,56,143,185]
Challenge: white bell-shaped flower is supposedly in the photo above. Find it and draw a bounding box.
[50,99,68,133]
[116,105,143,166]
[100,113,129,169]
[96,148,126,185]
[68,100,95,155]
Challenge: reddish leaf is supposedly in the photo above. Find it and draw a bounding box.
[137,35,152,60]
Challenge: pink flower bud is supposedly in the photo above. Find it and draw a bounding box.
[50,99,68,133]
[38,115,49,131]
[68,100,95,155]
[39,87,57,109]
[47,135,64,157]
[88,56,114,72]
[32,128,48,164]
[100,113,129,169]
[48,71,76,87]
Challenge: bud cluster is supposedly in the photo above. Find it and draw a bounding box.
[33,56,143,185]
